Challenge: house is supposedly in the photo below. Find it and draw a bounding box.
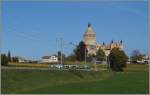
[17,56,27,63]
[41,55,58,63]
[129,54,149,64]
[137,55,149,64]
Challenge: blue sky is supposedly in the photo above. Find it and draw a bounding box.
[1,1,149,60]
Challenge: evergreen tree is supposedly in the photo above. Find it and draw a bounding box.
[74,41,88,61]
[7,51,11,62]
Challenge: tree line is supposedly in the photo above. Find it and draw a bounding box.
[2,42,147,72]
[1,51,19,66]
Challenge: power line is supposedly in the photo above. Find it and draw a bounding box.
[6,28,56,47]
[4,18,55,45]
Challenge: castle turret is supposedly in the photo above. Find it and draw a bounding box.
[120,40,123,44]
[119,40,123,50]
[83,23,96,46]
[83,23,96,55]
[103,42,105,46]
[111,40,113,44]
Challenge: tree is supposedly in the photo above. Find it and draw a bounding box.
[96,48,105,61]
[7,51,11,62]
[1,54,8,66]
[12,57,18,62]
[109,48,128,71]
[130,50,143,63]
[74,41,88,61]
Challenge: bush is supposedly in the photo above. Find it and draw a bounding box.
[109,48,128,71]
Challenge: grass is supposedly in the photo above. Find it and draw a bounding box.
[1,64,149,94]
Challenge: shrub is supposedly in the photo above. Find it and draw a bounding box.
[109,48,128,71]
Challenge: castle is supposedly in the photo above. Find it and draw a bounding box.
[83,23,123,56]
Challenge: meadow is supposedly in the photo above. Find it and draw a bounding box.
[1,64,149,94]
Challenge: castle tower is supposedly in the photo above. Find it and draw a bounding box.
[83,23,96,45]
[83,23,97,55]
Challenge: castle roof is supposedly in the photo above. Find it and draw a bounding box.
[84,23,95,35]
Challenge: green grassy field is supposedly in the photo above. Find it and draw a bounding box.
[1,64,149,94]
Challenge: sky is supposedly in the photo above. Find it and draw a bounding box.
[1,1,149,60]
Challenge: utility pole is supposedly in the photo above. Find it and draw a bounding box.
[56,38,59,64]
[106,55,110,70]
[57,38,63,66]
[60,38,63,65]
[106,56,108,70]
[94,58,97,71]
[108,56,110,69]
[85,46,87,68]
